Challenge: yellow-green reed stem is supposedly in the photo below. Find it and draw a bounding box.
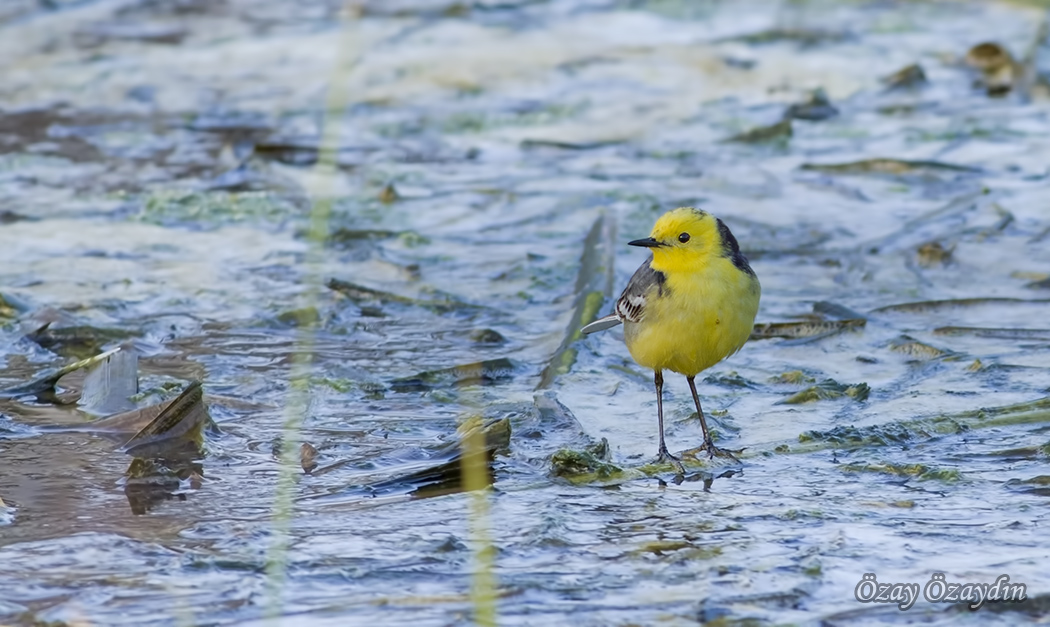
[264,8,360,620]
[459,415,497,626]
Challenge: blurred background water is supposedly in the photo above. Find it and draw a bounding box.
[2,0,1050,625]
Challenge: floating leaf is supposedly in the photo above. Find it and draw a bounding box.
[724,119,792,144]
[79,344,138,415]
[751,318,865,340]
[378,183,399,203]
[871,297,1050,314]
[987,441,1050,459]
[121,382,210,459]
[1004,476,1050,497]
[888,336,951,360]
[881,63,928,90]
[783,88,838,121]
[337,417,512,499]
[966,42,1014,72]
[934,327,1050,340]
[520,139,623,150]
[25,322,135,360]
[390,358,516,392]
[0,347,121,399]
[469,328,506,345]
[812,301,867,321]
[327,277,481,314]
[916,241,954,267]
[323,228,400,244]
[965,42,1016,96]
[300,442,319,474]
[704,372,757,388]
[721,28,847,46]
[800,158,978,176]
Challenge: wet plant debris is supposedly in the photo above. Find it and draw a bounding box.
[776,379,871,405]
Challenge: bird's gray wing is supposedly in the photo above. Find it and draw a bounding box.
[580,257,666,334]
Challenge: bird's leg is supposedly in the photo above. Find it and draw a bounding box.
[655,370,685,475]
[687,375,740,463]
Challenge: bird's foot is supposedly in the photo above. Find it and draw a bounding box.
[657,445,686,476]
[701,438,742,464]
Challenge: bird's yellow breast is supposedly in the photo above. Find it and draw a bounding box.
[623,256,760,376]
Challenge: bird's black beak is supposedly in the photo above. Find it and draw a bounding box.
[628,237,664,248]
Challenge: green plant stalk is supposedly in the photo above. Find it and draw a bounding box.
[264,10,360,620]
[460,415,497,625]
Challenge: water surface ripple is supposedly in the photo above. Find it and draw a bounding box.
[2,0,1050,625]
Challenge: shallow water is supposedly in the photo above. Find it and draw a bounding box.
[2,0,1050,625]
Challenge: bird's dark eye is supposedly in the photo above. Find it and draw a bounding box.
[678,232,690,243]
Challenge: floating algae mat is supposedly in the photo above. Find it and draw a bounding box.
[2,0,1050,625]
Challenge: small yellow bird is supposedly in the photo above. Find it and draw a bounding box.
[582,207,760,472]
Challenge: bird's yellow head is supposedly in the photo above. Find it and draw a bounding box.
[630,207,726,271]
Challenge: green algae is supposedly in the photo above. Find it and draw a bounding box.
[790,397,1050,455]
[770,370,817,385]
[137,190,302,227]
[549,448,624,482]
[798,422,926,447]
[777,380,870,405]
[550,438,628,483]
[838,462,962,482]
